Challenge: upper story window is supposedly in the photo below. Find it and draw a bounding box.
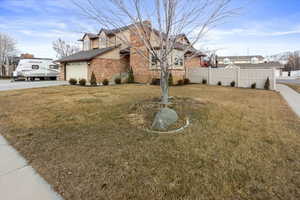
[172,50,184,69]
[151,55,159,68]
[174,56,184,67]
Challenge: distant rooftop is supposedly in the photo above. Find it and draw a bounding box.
[218,62,283,69]
[218,55,264,60]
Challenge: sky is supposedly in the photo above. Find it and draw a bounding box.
[0,0,300,58]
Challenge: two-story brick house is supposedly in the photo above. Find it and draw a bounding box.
[57,21,205,83]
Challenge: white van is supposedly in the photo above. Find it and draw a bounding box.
[13,58,59,81]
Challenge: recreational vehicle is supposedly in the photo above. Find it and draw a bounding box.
[13,58,59,81]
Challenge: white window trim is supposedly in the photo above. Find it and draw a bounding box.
[149,51,185,70]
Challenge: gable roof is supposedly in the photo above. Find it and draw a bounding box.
[56,46,118,63]
[100,25,133,36]
[218,62,283,69]
[78,33,99,41]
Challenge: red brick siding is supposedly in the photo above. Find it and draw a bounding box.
[185,57,201,69]
[88,56,129,82]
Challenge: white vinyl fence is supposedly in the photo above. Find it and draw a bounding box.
[188,67,276,90]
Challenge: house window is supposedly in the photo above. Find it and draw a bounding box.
[174,56,183,67]
[151,55,159,68]
[32,65,39,70]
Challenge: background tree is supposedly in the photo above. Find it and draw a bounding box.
[0,33,17,76]
[205,49,220,67]
[73,0,235,106]
[53,38,80,59]
[284,51,300,71]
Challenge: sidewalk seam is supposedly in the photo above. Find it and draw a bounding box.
[0,164,29,177]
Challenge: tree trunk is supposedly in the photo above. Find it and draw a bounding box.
[160,62,169,106]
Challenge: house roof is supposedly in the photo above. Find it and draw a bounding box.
[99,22,194,48]
[101,25,133,36]
[218,62,283,69]
[78,33,99,41]
[56,46,118,63]
[80,22,205,56]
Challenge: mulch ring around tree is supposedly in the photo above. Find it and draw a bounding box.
[127,96,208,132]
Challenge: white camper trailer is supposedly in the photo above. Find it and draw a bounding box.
[13,58,59,81]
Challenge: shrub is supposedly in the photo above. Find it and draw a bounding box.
[79,79,86,86]
[151,78,160,85]
[184,78,190,85]
[102,79,109,86]
[177,79,184,86]
[168,73,173,86]
[230,81,235,87]
[251,83,256,89]
[202,79,207,84]
[69,78,77,85]
[90,72,97,86]
[127,67,134,83]
[264,77,270,90]
[115,77,121,84]
[217,81,222,86]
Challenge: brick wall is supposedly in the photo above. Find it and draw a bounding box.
[58,64,65,80]
[185,57,201,69]
[89,56,129,82]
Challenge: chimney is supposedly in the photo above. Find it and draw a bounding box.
[142,20,152,28]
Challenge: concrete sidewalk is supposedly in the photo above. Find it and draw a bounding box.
[0,135,63,200]
[277,84,300,117]
[0,80,67,91]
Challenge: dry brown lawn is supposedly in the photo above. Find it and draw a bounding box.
[0,84,300,200]
[282,83,300,93]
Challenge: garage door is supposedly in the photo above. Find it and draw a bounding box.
[66,62,88,80]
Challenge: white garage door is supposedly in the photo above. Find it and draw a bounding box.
[66,62,88,80]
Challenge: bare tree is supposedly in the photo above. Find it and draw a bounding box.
[53,38,80,59]
[73,0,235,106]
[285,51,300,71]
[0,33,17,76]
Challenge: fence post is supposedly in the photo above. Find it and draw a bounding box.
[236,68,240,87]
[272,68,276,90]
[208,66,211,85]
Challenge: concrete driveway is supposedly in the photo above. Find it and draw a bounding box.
[0,80,67,91]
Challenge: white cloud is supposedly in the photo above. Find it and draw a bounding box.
[195,21,300,56]
[202,26,300,42]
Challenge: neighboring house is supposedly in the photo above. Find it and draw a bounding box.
[57,21,205,83]
[218,55,265,65]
